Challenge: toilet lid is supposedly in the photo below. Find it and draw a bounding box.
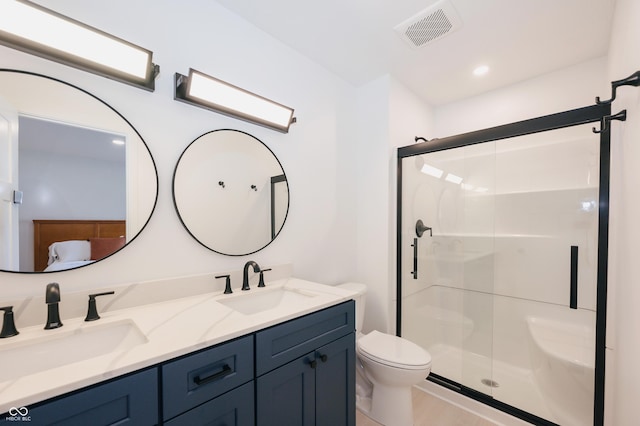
[358,330,431,370]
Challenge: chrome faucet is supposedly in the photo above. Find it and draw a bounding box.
[242,261,260,291]
[44,282,63,329]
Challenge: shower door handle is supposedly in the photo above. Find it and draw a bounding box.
[570,246,578,309]
[411,238,418,279]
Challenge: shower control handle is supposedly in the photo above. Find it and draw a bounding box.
[416,220,432,238]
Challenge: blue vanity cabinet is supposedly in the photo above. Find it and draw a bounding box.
[255,301,355,426]
[164,381,254,426]
[161,335,254,425]
[0,301,354,426]
[0,368,158,426]
[315,334,356,426]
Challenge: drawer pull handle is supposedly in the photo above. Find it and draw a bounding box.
[193,364,233,386]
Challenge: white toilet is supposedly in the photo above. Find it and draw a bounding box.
[338,283,431,426]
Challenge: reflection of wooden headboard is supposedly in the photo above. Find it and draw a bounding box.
[33,220,126,272]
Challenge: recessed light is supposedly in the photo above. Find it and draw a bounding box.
[112,139,125,145]
[473,65,490,76]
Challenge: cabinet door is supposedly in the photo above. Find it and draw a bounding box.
[315,334,356,426]
[6,368,158,426]
[165,381,254,426]
[256,351,316,426]
[255,301,354,376]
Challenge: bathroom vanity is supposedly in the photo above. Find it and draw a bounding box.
[0,279,356,426]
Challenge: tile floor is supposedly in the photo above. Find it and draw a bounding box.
[355,387,499,426]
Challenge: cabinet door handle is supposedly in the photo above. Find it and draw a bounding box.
[193,364,233,386]
[309,359,317,369]
[319,354,328,363]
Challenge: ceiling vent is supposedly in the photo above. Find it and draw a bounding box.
[394,0,462,49]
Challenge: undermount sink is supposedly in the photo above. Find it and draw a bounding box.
[217,287,317,315]
[0,320,147,382]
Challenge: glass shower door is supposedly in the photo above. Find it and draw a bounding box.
[398,104,608,426]
[399,141,496,396]
[489,123,599,425]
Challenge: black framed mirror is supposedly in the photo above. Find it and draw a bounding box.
[0,69,158,273]
[172,129,289,256]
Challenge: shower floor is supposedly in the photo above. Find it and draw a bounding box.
[428,343,556,423]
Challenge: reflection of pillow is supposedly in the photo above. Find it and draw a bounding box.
[51,240,91,263]
[90,237,125,260]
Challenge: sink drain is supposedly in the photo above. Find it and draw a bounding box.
[481,378,500,388]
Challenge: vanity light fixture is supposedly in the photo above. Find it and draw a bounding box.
[174,68,296,133]
[0,0,159,91]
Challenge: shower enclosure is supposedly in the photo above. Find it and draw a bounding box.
[397,104,611,426]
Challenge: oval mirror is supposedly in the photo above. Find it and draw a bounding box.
[173,129,289,256]
[0,70,158,273]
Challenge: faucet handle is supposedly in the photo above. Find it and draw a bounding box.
[0,306,19,338]
[258,269,272,288]
[215,275,232,294]
[85,291,115,322]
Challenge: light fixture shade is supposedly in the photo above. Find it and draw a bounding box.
[0,0,159,91]
[174,69,296,133]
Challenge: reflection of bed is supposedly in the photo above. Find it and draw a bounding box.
[33,220,126,272]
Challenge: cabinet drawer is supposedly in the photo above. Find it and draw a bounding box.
[7,368,158,426]
[255,301,354,376]
[165,381,255,426]
[162,335,253,420]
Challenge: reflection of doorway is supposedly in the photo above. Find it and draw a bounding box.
[18,116,126,271]
[0,96,19,270]
[270,174,287,239]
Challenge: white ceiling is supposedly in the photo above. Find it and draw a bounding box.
[215,0,615,105]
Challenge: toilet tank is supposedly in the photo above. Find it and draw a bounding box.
[337,282,367,332]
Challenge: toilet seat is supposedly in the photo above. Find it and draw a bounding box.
[358,330,431,370]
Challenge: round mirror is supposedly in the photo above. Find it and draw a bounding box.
[0,70,158,273]
[173,129,289,256]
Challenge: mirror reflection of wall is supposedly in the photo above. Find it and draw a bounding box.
[0,70,158,273]
[173,129,289,256]
[18,116,126,271]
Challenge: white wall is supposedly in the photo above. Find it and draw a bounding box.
[18,148,125,271]
[0,1,359,300]
[355,75,434,334]
[434,57,608,137]
[604,0,640,424]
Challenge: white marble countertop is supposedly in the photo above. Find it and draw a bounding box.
[0,277,356,413]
